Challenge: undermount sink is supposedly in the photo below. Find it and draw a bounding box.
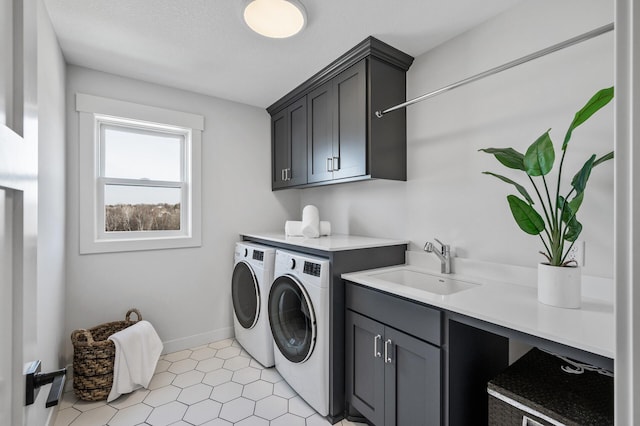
[367,268,479,295]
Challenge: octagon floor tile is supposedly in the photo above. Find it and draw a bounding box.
[173,369,205,388]
[203,368,233,387]
[218,397,255,423]
[210,381,243,403]
[177,383,213,405]
[254,395,288,420]
[146,401,188,426]
[242,380,273,401]
[183,398,223,424]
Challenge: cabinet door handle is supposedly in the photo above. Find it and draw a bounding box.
[333,156,339,171]
[384,339,393,364]
[327,157,333,172]
[373,334,382,358]
[288,168,292,181]
[284,168,289,181]
[281,168,286,182]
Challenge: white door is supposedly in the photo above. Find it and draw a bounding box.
[0,188,14,426]
[0,0,36,424]
[0,186,24,426]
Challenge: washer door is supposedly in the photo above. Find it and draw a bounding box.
[232,261,260,329]
[268,275,316,363]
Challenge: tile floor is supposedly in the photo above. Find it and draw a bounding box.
[54,338,366,426]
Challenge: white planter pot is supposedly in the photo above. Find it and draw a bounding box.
[537,263,582,309]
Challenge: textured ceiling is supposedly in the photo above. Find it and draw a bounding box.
[43,0,523,108]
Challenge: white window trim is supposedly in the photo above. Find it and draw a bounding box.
[77,93,203,254]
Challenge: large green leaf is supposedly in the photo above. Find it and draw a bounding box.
[524,131,555,176]
[563,87,614,149]
[558,196,571,221]
[568,192,584,216]
[593,151,614,167]
[564,218,583,242]
[479,148,525,170]
[482,172,534,205]
[507,195,545,235]
[557,195,583,242]
[571,154,596,194]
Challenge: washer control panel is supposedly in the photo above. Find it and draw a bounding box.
[303,261,322,277]
[234,242,275,272]
[253,250,264,261]
[274,250,330,289]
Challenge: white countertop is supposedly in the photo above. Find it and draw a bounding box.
[241,232,409,252]
[342,264,614,360]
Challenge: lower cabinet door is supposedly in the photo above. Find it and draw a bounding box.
[346,311,386,426]
[384,327,441,426]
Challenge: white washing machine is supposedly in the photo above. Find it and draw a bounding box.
[268,249,330,416]
[232,242,276,367]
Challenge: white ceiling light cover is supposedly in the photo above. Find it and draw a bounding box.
[243,0,307,38]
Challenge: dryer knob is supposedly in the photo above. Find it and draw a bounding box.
[290,258,296,269]
[244,248,248,257]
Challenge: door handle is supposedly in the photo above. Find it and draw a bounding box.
[384,339,393,364]
[327,157,333,172]
[286,168,291,181]
[373,334,382,358]
[332,156,339,171]
[25,360,66,407]
[281,168,286,182]
[522,416,545,426]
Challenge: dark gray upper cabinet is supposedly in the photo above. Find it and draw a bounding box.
[268,37,413,190]
[272,96,307,189]
[308,60,367,183]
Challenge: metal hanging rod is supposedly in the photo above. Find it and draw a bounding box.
[375,22,614,118]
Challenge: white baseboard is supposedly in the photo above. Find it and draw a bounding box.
[161,326,235,354]
[51,326,235,424]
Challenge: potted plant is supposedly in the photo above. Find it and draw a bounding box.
[480,87,614,308]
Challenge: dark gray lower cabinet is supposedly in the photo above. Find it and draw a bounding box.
[346,312,441,426]
[346,311,385,425]
[345,283,441,426]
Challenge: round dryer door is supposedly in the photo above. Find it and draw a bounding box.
[231,261,260,329]
[268,275,316,363]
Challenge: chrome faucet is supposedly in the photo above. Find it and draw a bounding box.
[424,238,451,274]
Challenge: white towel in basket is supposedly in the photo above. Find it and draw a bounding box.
[107,320,163,402]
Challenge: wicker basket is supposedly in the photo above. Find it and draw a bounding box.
[487,348,613,425]
[71,308,141,401]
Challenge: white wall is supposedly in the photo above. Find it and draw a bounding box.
[38,0,67,366]
[301,0,614,279]
[64,67,300,358]
[23,1,67,425]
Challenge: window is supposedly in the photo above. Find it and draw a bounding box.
[77,93,203,253]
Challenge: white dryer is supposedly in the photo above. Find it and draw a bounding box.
[232,242,276,367]
[268,249,330,416]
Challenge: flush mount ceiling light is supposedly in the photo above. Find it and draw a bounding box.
[243,0,307,39]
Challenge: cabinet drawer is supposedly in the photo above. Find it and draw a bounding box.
[345,281,441,346]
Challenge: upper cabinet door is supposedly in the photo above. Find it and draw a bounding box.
[288,97,308,187]
[271,108,289,189]
[308,60,367,184]
[272,97,307,189]
[307,81,334,184]
[333,60,367,181]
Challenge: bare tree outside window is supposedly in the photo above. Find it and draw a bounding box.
[105,203,181,232]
